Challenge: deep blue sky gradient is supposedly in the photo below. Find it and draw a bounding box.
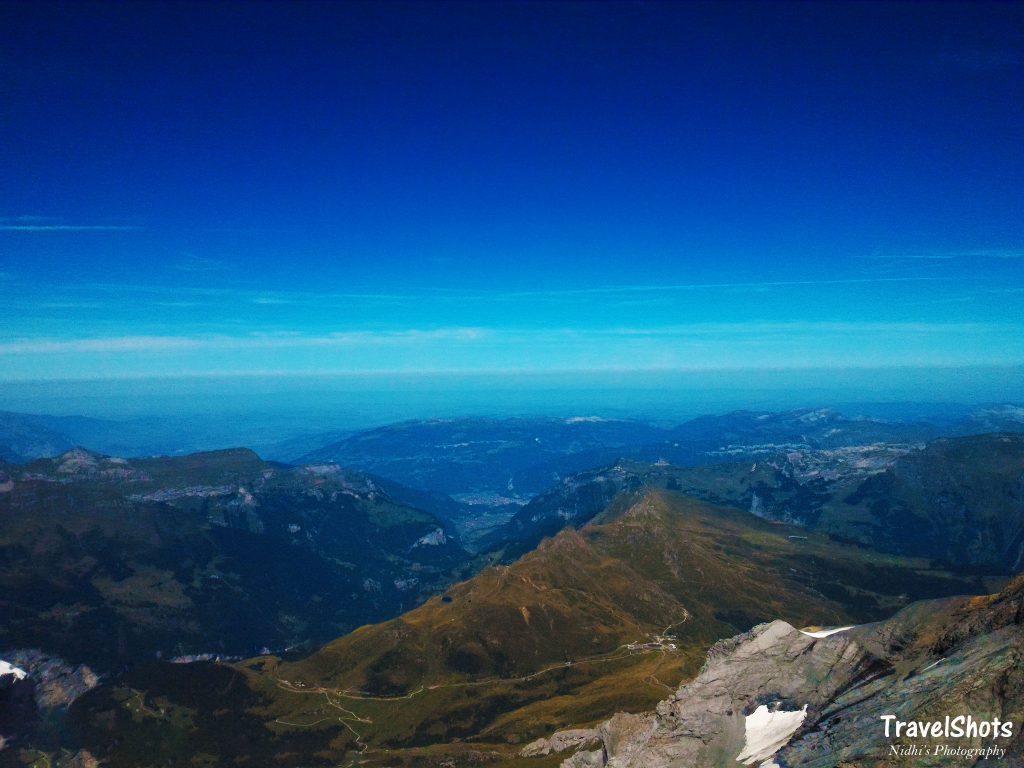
[1,1,1022,399]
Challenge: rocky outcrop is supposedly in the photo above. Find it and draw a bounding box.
[0,649,100,754]
[6,650,99,711]
[561,577,1024,768]
[521,728,600,757]
[63,751,102,768]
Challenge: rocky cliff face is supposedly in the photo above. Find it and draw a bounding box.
[557,576,1024,768]
[0,650,99,761]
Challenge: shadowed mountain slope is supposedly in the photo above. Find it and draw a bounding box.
[0,449,471,670]
[489,433,1024,573]
[661,433,1024,573]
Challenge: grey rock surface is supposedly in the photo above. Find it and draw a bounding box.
[521,728,601,757]
[559,577,1024,768]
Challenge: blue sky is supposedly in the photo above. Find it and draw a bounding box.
[1,2,1022,395]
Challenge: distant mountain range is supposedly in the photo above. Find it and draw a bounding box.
[5,403,1022,494]
[667,433,1024,573]
[484,433,1024,574]
[0,412,80,464]
[0,411,349,464]
[295,416,668,499]
[290,408,959,545]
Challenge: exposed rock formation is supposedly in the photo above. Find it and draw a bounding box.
[521,728,600,757]
[0,649,100,754]
[562,576,1024,767]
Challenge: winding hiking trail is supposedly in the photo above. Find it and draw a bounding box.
[269,609,691,765]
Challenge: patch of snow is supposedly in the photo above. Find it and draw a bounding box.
[0,660,27,681]
[977,405,1024,420]
[799,625,855,638]
[134,484,234,502]
[736,703,808,765]
[921,658,945,673]
[303,464,342,476]
[749,492,766,518]
[797,409,833,423]
[170,653,241,664]
[413,528,447,547]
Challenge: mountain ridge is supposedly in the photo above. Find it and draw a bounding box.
[0,449,473,671]
[486,433,1024,573]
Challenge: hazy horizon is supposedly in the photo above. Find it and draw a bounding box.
[2,366,1022,426]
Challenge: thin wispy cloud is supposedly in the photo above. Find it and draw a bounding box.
[200,226,295,234]
[0,225,145,232]
[171,255,229,273]
[0,216,144,232]
[481,276,948,300]
[1,322,1015,357]
[861,248,1024,261]
[33,301,106,310]
[7,276,954,314]
[1,321,1021,382]
[599,321,1012,336]
[0,328,490,355]
[79,282,409,302]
